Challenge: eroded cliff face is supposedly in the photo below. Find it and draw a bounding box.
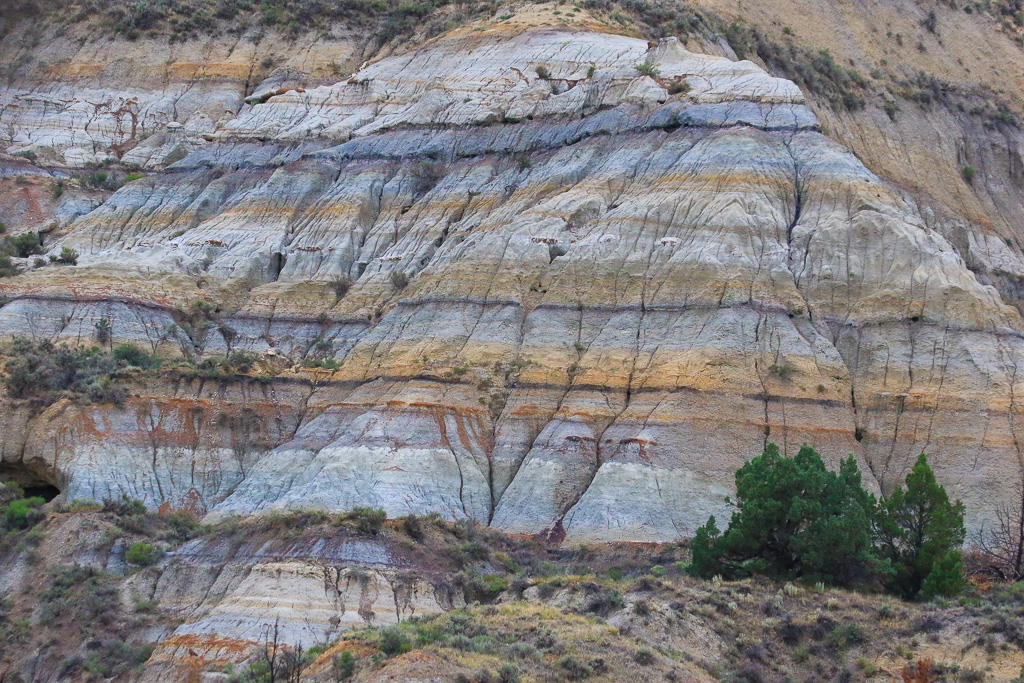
[1,2,1024,545]
[0,509,473,681]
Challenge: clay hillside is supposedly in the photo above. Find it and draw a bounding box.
[1,0,1024,680]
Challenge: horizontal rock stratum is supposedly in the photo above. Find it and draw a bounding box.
[2,6,1024,543]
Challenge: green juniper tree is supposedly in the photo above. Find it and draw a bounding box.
[689,514,723,579]
[692,447,967,598]
[794,453,884,586]
[690,443,882,587]
[874,453,967,599]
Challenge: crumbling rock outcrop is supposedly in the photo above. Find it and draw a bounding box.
[133,533,459,680]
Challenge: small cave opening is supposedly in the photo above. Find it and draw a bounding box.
[23,484,61,502]
[0,462,62,502]
[270,252,286,281]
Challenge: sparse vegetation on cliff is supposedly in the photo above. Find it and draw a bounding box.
[0,338,165,405]
[0,256,17,278]
[0,231,42,259]
[633,56,660,77]
[51,246,78,265]
[2,0,505,44]
[41,564,157,679]
[721,22,867,110]
[125,540,163,566]
[170,350,262,379]
[3,337,125,404]
[346,506,387,535]
[0,483,45,535]
[667,78,690,95]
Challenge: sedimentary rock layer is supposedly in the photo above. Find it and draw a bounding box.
[1,14,1023,542]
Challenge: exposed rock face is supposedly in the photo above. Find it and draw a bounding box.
[0,510,463,681]
[135,534,461,680]
[20,381,309,515]
[2,7,1024,544]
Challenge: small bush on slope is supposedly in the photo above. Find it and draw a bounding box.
[125,541,163,566]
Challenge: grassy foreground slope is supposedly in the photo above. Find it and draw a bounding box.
[0,497,1022,682]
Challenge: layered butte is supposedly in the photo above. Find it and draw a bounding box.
[1,12,1023,543]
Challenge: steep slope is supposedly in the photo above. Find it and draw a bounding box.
[0,3,1023,543]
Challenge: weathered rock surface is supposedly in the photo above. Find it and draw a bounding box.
[1,6,1024,544]
[134,534,461,680]
[11,379,310,514]
[0,511,465,681]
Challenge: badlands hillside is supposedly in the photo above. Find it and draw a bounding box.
[2,0,1024,679]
